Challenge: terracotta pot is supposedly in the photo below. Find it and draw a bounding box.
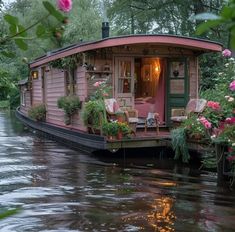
[117,115,124,122]
[107,135,114,141]
[116,131,123,140]
[192,133,202,140]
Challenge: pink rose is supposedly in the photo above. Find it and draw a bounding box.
[222,49,232,57]
[93,81,101,87]
[57,0,72,12]
[199,116,211,129]
[103,93,109,97]
[204,121,212,129]
[229,80,235,91]
[207,101,220,110]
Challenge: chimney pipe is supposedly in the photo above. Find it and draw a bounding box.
[102,22,109,39]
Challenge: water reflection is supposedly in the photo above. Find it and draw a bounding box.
[0,111,235,231]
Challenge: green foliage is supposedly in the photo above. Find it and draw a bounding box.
[201,58,235,102]
[196,0,235,48]
[0,100,10,109]
[102,121,119,136]
[42,1,65,22]
[50,54,81,70]
[82,100,106,129]
[171,127,190,163]
[57,95,81,116]
[28,104,46,121]
[182,114,206,137]
[117,122,131,135]
[199,53,225,91]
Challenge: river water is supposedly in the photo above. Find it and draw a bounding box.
[0,111,235,232]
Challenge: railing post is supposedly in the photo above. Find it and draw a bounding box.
[215,144,226,186]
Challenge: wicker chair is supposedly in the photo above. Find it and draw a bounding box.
[104,98,139,133]
[171,98,207,126]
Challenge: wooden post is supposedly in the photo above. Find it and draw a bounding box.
[215,144,226,186]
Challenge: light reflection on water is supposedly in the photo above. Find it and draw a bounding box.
[0,111,235,232]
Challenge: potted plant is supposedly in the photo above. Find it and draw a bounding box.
[102,121,119,140]
[28,104,46,121]
[117,122,131,139]
[82,99,107,133]
[57,95,81,125]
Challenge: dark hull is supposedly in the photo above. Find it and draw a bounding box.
[15,108,107,153]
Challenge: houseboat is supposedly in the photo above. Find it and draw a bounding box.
[16,23,223,152]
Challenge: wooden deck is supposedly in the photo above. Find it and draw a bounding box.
[105,129,171,151]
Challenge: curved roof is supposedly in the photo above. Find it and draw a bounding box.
[30,34,223,68]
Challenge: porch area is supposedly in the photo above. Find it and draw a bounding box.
[105,127,171,151]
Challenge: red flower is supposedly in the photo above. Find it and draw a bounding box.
[207,101,220,110]
[225,117,235,124]
[227,155,235,162]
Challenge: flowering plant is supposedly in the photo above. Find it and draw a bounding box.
[117,122,131,135]
[102,121,119,136]
[92,79,112,100]
[182,114,208,138]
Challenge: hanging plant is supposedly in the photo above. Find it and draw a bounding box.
[57,95,81,125]
[49,54,82,70]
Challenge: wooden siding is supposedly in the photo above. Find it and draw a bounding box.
[45,68,65,125]
[189,57,198,99]
[20,89,31,115]
[32,68,42,105]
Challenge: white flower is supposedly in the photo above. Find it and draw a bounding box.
[211,135,216,139]
[228,97,234,102]
[229,57,235,62]
[225,95,230,99]
[218,72,223,76]
[232,143,235,147]
[225,63,229,67]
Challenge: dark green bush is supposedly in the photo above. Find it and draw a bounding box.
[57,95,81,116]
[28,104,46,121]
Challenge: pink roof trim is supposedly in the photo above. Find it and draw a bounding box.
[30,35,223,68]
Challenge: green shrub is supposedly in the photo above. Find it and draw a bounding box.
[28,104,46,121]
[57,95,81,116]
[82,100,106,129]
[102,121,119,136]
[171,127,190,163]
[0,100,10,109]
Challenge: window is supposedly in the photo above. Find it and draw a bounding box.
[20,89,26,106]
[118,60,132,93]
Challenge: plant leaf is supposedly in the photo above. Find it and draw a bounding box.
[17,24,27,37]
[4,14,19,25]
[36,24,46,37]
[196,19,223,35]
[43,1,65,22]
[1,50,16,58]
[14,38,28,50]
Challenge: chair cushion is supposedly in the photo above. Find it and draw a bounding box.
[171,116,187,122]
[129,117,139,123]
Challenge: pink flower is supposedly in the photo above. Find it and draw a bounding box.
[199,116,212,129]
[227,155,235,162]
[222,49,232,57]
[207,101,220,110]
[229,80,235,91]
[103,93,109,97]
[57,0,72,12]
[225,117,235,124]
[93,81,101,87]
[204,121,212,129]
